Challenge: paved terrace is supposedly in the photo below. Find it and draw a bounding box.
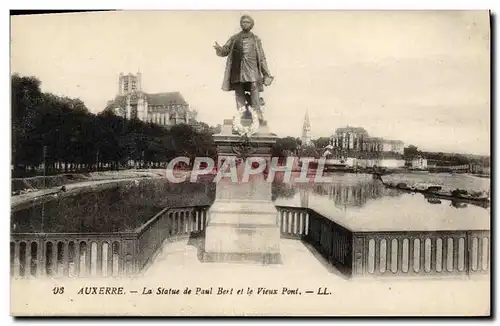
[11,237,489,316]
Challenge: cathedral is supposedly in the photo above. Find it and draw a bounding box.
[330,126,404,156]
[105,72,192,126]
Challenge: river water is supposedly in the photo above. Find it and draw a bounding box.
[11,173,490,234]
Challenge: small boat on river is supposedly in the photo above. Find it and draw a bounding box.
[374,173,490,207]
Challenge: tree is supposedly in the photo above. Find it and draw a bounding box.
[272,137,301,157]
[11,74,44,171]
[11,74,221,176]
[312,137,331,149]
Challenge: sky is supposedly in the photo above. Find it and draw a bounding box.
[11,11,490,155]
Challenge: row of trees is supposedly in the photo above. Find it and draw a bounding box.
[13,74,335,178]
[12,74,218,177]
[15,73,487,179]
[403,144,490,166]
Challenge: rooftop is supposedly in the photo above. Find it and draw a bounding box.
[147,92,188,106]
[335,126,369,135]
[106,92,188,111]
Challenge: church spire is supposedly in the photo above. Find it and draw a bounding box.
[301,109,312,146]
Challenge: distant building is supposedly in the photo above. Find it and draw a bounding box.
[301,110,313,147]
[469,163,490,175]
[330,126,404,156]
[328,126,405,168]
[409,156,428,170]
[105,72,192,127]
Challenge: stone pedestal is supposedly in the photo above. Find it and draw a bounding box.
[202,118,282,264]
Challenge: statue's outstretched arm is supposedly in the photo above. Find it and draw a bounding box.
[216,36,233,57]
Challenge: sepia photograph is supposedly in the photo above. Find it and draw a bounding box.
[9,10,491,316]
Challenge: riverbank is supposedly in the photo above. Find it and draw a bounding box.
[377,172,490,208]
[11,169,169,194]
[10,170,191,212]
[380,172,490,193]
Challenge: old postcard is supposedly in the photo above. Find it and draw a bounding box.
[10,10,490,316]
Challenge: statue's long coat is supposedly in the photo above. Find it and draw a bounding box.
[216,32,271,92]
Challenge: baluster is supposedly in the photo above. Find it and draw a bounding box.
[277,210,282,233]
[194,211,199,232]
[281,211,286,234]
[407,237,414,274]
[288,210,293,235]
[63,241,70,276]
[294,212,299,235]
[292,211,297,235]
[188,210,193,233]
[446,238,454,272]
[286,210,290,233]
[45,241,52,277]
[430,237,436,273]
[386,237,393,274]
[167,213,173,236]
[52,242,58,277]
[118,242,124,277]
[397,238,403,274]
[177,211,184,235]
[13,242,20,277]
[442,237,448,273]
[453,236,460,273]
[457,237,465,272]
[175,211,180,235]
[364,235,377,274]
[170,212,175,236]
[482,236,490,271]
[74,242,81,277]
[192,209,197,233]
[183,210,188,234]
[293,212,298,235]
[305,212,309,236]
[38,240,45,277]
[477,235,483,273]
[423,238,431,273]
[200,210,205,231]
[186,210,191,233]
[96,241,103,276]
[179,211,184,235]
[298,212,304,235]
[419,236,426,275]
[85,242,91,276]
[107,242,113,277]
[25,242,32,277]
[284,211,288,234]
[175,212,180,235]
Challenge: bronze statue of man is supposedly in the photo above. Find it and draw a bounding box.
[214,15,274,120]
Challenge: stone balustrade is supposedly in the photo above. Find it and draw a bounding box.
[10,205,209,278]
[11,204,489,279]
[275,206,490,278]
